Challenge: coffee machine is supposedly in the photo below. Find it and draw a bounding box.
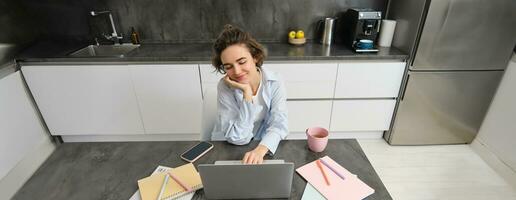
[340,8,382,52]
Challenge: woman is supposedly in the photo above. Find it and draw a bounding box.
[211,25,289,164]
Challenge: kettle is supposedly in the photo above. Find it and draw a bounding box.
[316,17,336,45]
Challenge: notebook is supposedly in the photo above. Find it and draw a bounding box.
[128,166,193,200]
[296,156,374,200]
[301,183,326,200]
[137,163,203,200]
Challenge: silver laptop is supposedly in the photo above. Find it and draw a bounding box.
[198,160,294,199]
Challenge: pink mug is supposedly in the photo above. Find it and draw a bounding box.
[306,127,329,152]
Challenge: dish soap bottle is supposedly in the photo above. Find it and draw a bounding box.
[130,27,140,44]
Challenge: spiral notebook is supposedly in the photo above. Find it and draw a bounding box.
[129,165,193,200]
[137,163,203,200]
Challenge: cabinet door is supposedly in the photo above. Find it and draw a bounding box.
[21,65,144,135]
[287,100,332,132]
[199,64,224,96]
[335,62,405,98]
[266,63,338,99]
[0,72,50,179]
[130,64,202,134]
[330,100,396,131]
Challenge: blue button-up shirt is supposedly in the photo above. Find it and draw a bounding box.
[211,68,289,154]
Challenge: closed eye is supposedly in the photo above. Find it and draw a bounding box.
[236,57,247,65]
[223,64,233,70]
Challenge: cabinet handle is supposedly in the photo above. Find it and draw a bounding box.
[401,74,410,101]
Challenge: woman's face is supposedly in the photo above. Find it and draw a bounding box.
[220,44,258,84]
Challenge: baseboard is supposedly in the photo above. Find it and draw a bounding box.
[287,131,384,140]
[0,138,56,200]
[471,138,516,190]
[62,134,201,142]
[62,131,384,142]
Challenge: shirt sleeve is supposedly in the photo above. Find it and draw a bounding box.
[259,79,289,154]
[211,81,260,145]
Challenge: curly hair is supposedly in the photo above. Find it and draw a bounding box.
[211,24,267,74]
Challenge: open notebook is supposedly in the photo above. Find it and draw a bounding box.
[137,163,203,200]
[296,156,374,200]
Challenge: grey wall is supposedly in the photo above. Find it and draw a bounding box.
[20,0,388,43]
[0,0,40,66]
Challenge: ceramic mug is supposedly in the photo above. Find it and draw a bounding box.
[306,127,329,152]
[356,39,374,49]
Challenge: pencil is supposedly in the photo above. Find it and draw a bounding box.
[157,174,169,200]
[168,172,192,192]
[316,159,331,185]
[319,158,346,180]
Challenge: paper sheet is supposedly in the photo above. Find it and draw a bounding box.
[301,183,326,200]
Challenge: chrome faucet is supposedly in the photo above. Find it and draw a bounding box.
[90,10,123,44]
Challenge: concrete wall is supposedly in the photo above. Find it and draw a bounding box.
[19,0,388,43]
[0,0,40,66]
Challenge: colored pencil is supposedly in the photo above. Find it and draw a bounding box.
[316,159,331,185]
[319,158,346,180]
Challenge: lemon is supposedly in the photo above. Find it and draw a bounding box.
[288,31,296,39]
[296,30,305,39]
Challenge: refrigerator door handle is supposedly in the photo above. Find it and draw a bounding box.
[400,74,410,101]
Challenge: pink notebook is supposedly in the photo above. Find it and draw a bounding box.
[296,156,375,200]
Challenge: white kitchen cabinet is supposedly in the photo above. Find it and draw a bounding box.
[287,100,332,132]
[264,63,338,99]
[130,64,202,134]
[335,62,405,98]
[19,59,404,141]
[330,100,396,131]
[199,64,224,96]
[0,71,55,200]
[21,65,144,135]
[0,71,52,180]
[201,63,338,99]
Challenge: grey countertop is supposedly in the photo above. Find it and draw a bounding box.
[0,61,17,79]
[16,40,407,64]
[13,139,392,200]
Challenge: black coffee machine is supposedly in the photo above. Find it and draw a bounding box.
[340,8,382,52]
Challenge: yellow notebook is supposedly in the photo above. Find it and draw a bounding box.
[137,163,203,200]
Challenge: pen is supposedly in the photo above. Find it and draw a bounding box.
[157,174,169,200]
[168,172,192,192]
[319,158,346,180]
[316,160,331,185]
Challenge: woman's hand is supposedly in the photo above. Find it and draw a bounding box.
[224,76,253,102]
[242,144,269,164]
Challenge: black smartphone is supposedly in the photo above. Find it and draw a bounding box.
[180,141,214,162]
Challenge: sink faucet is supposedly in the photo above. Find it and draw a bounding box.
[90,10,123,44]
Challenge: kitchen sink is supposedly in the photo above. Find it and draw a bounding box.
[69,44,140,57]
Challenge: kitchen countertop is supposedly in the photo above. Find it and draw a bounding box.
[13,139,392,200]
[0,62,17,79]
[16,40,407,64]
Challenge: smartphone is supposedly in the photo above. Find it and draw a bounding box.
[180,141,214,162]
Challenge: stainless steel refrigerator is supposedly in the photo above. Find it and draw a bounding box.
[384,0,516,145]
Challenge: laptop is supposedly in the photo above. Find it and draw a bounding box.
[198,160,294,199]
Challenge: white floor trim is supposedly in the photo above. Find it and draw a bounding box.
[471,138,516,190]
[287,131,383,140]
[62,131,384,142]
[0,138,55,200]
[62,134,201,142]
